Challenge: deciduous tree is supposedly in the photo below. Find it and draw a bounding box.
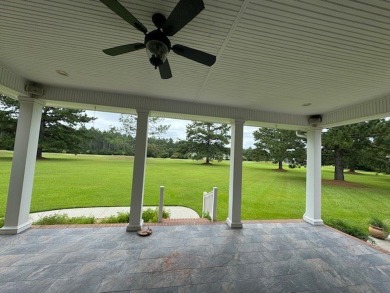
[323,119,390,180]
[253,128,305,170]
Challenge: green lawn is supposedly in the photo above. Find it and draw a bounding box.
[0,151,389,232]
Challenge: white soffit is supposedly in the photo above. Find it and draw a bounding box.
[0,0,390,124]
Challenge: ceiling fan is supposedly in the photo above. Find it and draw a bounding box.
[100,0,216,79]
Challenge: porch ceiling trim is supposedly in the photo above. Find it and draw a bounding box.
[322,95,390,128]
[41,85,309,129]
[1,64,388,130]
[0,66,27,97]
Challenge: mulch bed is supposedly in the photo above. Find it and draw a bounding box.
[322,179,366,188]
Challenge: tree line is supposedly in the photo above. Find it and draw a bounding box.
[1,95,389,180]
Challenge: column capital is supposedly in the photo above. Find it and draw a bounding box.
[231,118,245,125]
[136,109,150,115]
[17,96,46,107]
[307,126,323,131]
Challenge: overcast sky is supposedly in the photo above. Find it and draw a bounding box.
[85,111,258,149]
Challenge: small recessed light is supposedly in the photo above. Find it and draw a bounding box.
[302,103,312,107]
[56,69,69,77]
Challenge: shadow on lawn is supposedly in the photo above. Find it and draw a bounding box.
[0,157,12,162]
[322,179,367,188]
[37,156,86,162]
[0,156,82,163]
[166,159,228,168]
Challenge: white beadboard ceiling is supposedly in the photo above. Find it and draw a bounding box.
[0,0,390,123]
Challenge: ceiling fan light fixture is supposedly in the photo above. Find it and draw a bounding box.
[146,40,169,68]
[144,30,171,69]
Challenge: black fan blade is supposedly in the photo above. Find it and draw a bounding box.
[163,0,204,36]
[100,0,147,34]
[172,44,216,66]
[103,43,145,56]
[159,59,172,79]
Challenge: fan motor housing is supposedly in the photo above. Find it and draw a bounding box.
[144,30,171,50]
[152,13,166,29]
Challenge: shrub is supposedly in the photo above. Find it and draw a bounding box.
[0,218,4,228]
[325,218,369,241]
[368,217,389,232]
[100,212,129,224]
[202,212,211,221]
[142,208,170,223]
[33,214,96,225]
[31,208,170,225]
[162,209,170,219]
[142,208,157,223]
[100,208,170,224]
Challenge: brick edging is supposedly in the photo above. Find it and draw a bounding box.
[31,218,306,229]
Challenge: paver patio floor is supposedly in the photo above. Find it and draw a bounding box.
[0,221,389,292]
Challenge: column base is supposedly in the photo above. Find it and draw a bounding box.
[0,221,32,235]
[126,219,144,232]
[303,215,324,226]
[226,218,243,229]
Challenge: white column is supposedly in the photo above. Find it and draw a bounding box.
[0,97,45,234]
[226,119,244,228]
[127,110,149,232]
[303,128,324,225]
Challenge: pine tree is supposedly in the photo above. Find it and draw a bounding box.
[184,121,230,164]
[118,114,170,138]
[0,94,95,158]
[0,95,18,150]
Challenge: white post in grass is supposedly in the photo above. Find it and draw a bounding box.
[212,187,218,221]
[158,186,164,223]
[202,192,206,217]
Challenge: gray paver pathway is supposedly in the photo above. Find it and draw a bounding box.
[0,222,390,292]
